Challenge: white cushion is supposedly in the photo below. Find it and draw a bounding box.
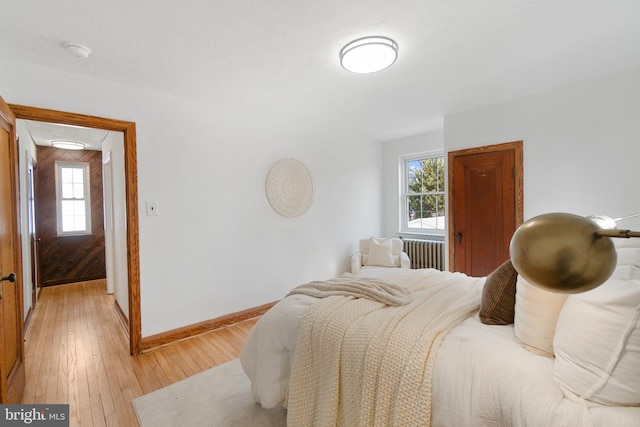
[513,275,568,357]
[614,237,640,265]
[365,237,396,267]
[613,237,640,250]
[553,278,640,406]
[612,236,640,280]
[616,247,640,266]
[611,264,640,281]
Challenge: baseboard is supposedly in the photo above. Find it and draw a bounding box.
[24,306,33,334]
[42,275,106,287]
[114,299,129,335]
[140,300,278,353]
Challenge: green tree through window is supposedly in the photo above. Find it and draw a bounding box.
[404,155,445,233]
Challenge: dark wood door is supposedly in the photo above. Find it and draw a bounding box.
[448,141,523,277]
[0,96,25,403]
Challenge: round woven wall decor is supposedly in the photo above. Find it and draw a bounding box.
[265,158,314,218]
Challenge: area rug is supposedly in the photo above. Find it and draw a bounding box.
[132,359,287,426]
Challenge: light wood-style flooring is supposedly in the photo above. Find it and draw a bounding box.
[23,280,257,426]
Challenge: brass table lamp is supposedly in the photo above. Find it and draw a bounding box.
[510,212,640,293]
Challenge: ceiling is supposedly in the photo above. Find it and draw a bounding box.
[22,120,108,151]
[2,1,640,143]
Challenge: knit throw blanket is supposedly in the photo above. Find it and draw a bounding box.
[286,273,412,306]
[286,269,482,427]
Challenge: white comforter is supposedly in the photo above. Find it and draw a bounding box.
[240,268,640,426]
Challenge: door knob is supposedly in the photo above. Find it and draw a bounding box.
[0,272,15,300]
[1,273,16,282]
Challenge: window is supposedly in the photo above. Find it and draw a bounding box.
[401,153,445,235]
[56,161,91,235]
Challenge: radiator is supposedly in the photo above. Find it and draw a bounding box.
[402,239,445,270]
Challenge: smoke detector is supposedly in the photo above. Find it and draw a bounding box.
[64,42,91,59]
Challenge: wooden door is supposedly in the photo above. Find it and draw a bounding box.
[448,141,523,277]
[0,96,25,403]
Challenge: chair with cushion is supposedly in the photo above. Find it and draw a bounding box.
[351,237,411,274]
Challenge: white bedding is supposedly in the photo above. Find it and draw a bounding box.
[432,316,640,426]
[240,268,410,409]
[240,267,640,426]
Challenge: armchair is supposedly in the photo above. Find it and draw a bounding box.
[351,237,411,274]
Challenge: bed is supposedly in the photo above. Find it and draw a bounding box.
[240,243,640,426]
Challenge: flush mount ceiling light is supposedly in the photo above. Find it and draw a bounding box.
[340,36,398,74]
[64,42,91,59]
[51,141,85,150]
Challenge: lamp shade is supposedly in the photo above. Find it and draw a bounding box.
[340,36,398,73]
[509,212,617,293]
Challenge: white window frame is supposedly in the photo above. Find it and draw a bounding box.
[399,150,445,236]
[55,161,92,236]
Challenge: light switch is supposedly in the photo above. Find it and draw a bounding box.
[146,201,159,216]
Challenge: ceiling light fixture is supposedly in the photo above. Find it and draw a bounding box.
[51,141,85,150]
[64,42,91,59]
[340,36,398,74]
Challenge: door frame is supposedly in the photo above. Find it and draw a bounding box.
[447,141,524,272]
[26,152,38,308]
[10,104,142,355]
[0,97,25,403]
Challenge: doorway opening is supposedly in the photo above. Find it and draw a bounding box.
[10,104,142,355]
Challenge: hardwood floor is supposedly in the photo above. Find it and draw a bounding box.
[23,279,257,426]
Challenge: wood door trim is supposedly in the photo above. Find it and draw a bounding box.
[447,141,523,272]
[9,104,142,355]
[0,96,26,403]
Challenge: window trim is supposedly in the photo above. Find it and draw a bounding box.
[55,161,92,236]
[399,150,445,236]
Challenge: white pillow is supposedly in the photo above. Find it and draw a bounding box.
[612,237,640,280]
[611,264,640,281]
[615,247,640,266]
[365,237,396,267]
[514,275,568,357]
[614,237,640,250]
[614,237,640,266]
[553,278,640,406]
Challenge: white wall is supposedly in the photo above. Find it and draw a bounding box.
[1,58,382,336]
[381,131,444,238]
[444,67,640,231]
[16,120,38,319]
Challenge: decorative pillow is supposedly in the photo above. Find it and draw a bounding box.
[365,237,396,267]
[613,236,640,249]
[616,247,640,266]
[553,277,640,406]
[611,237,640,280]
[613,237,640,265]
[479,259,518,325]
[513,275,568,357]
[611,264,640,281]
